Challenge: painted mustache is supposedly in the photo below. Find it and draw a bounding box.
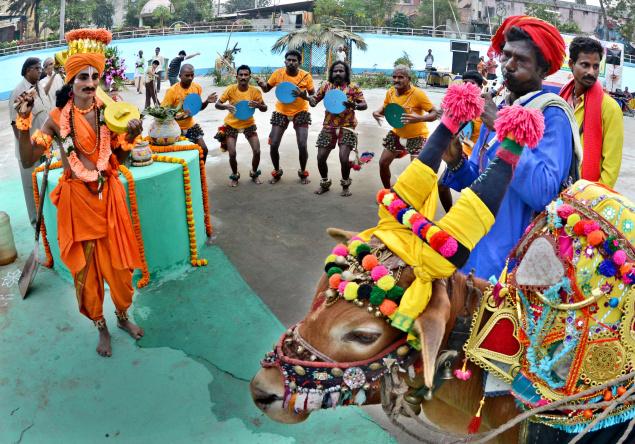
[82,87,96,92]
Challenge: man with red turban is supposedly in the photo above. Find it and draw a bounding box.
[441,15,582,280]
[14,29,145,358]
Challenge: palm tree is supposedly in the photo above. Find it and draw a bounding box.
[8,0,42,37]
[271,23,367,54]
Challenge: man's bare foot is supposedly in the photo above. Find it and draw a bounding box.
[300,177,311,185]
[229,173,240,187]
[252,176,263,184]
[230,179,239,187]
[341,188,352,197]
[118,319,145,340]
[96,327,112,357]
[315,179,331,195]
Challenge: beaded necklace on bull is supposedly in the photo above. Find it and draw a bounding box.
[261,237,419,413]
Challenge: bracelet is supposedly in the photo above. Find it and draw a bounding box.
[449,154,467,172]
[16,114,33,131]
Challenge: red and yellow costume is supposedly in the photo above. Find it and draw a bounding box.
[40,29,141,325]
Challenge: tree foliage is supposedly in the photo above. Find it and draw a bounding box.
[524,3,582,34]
[271,23,367,53]
[153,5,172,27]
[223,0,271,13]
[313,0,396,26]
[414,0,459,28]
[607,0,635,40]
[391,12,412,28]
[93,0,115,29]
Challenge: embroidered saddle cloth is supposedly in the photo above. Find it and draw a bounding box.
[465,180,635,433]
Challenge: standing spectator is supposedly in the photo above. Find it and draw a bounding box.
[145,60,160,108]
[334,46,346,63]
[167,50,200,86]
[39,57,64,105]
[560,36,623,187]
[134,50,145,94]
[152,47,165,93]
[9,57,51,228]
[485,56,498,80]
[477,56,487,77]
[424,49,434,70]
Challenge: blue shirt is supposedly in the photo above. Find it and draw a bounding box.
[441,90,574,280]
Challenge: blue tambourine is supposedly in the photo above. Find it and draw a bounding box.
[234,100,255,121]
[183,93,202,116]
[324,89,348,115]
[275,82,299,104]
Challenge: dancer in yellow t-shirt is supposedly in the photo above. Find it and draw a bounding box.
[215,65,267,186]
[372,65,440,188]
[257,50,315,184]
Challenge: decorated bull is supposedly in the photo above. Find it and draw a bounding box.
[250,82,550,443]
[251,82,635,443]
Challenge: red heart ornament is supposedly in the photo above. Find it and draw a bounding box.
[479,317,521,356]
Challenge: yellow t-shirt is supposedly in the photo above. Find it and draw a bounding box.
[219,84,263,129]
[267,68,314,117]
[383,86,434,139]
[161,82,203,130]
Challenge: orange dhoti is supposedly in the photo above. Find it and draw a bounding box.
[49,107,141,322]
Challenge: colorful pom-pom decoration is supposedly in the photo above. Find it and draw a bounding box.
[333,244,348,256]
[613,250,627,266]
[327,266,342,277]
[329,274,342,289]
[371,265,389,281]
[382,193,395,207]
[440,82,485,124]
[379,299,398,316]
[376,189,390,205]
[587,230,605,246]
[324,254,336,265]
[370,286,387,306]
[344,282,359,301]
[348,240,363,255]
[494,105,545,148]
[567,213,581,227]
[377,275,396,292]
[338,280,349,294]
[362,254,379,271]
[556,204,575,219]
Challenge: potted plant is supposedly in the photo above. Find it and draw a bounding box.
[143,105,182,146]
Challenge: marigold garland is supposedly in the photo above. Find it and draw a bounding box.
[118,165,151,288]
[152,154,208,267]
[16,113,33,131]
[31,130,53,158]
[31,161,64,268]
[146,140,213,237]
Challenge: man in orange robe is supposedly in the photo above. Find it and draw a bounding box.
[15,29,144,357]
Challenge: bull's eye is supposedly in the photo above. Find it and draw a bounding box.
[344,330,381,345]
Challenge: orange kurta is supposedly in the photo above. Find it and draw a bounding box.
[49,107,141,320]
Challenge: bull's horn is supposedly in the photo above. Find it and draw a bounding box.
[326,227,357,243]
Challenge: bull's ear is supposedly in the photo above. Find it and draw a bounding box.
[514,236,565,287]
[326,227,357,243]
[412,280,452,389]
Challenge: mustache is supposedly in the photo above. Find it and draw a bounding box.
[81,87,96,92]
[583,76,597,82]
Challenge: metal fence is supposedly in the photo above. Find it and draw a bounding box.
[2,24,634,64]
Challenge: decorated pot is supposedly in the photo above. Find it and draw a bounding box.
[148,117,181,146]
[131,140,153,167]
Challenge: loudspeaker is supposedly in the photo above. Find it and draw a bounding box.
[467,50,480,71]
[450,41,470,52]
[452,52,469,75]
[606,48,621,66]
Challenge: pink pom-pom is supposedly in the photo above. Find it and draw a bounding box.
[454,368,472,380]
[351,163,361,171]
[412,219,427,237]
[351,236,363,242]
[614,250,627,265]
[494,105,545,148]
[338,280,349,294]
[439,237,458,257]
[371,265,389,281]
[441,83,484,124]
[333,244,348,256]
[583,221,600,235]
[387,198,407,216]
[556,204,575,219]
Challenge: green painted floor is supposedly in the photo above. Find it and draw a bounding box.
[0,175,396,443]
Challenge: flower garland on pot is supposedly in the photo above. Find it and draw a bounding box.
[152,154,208,267]
[147,140,213,237]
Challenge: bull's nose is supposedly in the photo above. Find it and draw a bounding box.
[250,379,283,408]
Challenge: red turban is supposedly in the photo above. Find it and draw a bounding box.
[64,53,105,84]
[489,15,565,76]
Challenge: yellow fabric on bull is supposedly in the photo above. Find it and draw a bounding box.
[359,159,495,343]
